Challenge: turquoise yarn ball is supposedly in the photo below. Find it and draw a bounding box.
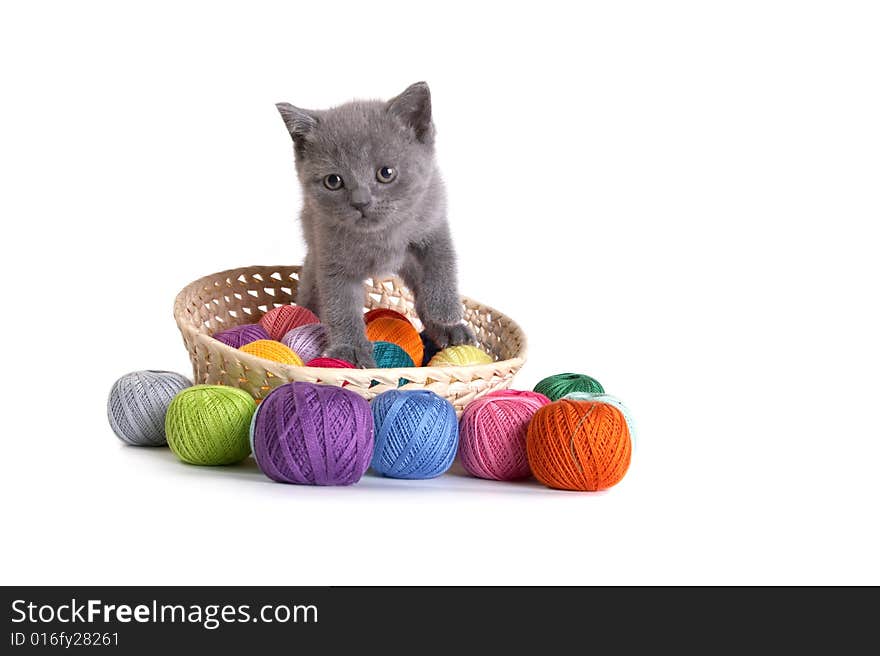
[370,389,458,479]
[371,341,414,388]
[372,341,414,368]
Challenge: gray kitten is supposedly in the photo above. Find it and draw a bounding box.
[276,81,474,368]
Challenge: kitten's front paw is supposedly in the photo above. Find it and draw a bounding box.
[423,321,476,349]
[326,341,376,369]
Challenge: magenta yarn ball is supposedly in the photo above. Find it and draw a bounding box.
[251,381,374,486]
[281,323,329,363]
[459,389,551,481]
[212,323,269,348]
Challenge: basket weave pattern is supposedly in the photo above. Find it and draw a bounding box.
[173,265,527,414]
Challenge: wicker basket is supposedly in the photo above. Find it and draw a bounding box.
[173,264,527,415]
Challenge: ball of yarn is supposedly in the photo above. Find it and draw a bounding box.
[239,339,303,365]
[365,316,423,367]
[165,385,255,465]
[364,307,410,325]
[251,382,374,486]
[107,370,193,446]
[427,344,493,367]
[212,323,269,348]
[372,341,414,368]
[420,331,441,366]
[458,389,551,481]
[305,357,355,369]
[533,372,605,401]
[258,305,320,340]
[281,323,328,363]
[527,398,632,491]
[305,357,355,387]
[371,389,458,479]
[564,392,638,448]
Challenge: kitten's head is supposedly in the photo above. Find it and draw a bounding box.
[277,82,436,233]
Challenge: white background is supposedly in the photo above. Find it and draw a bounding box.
[1,1,877,585]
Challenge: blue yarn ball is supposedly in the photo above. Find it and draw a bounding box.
[370,389,458,479]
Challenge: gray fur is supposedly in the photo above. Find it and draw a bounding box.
[276,82,474,368]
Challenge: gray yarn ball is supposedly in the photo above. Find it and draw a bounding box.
[107,370,193,446]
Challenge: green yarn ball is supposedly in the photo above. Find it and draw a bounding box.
[533,372,605,401]
[165,385,256,465]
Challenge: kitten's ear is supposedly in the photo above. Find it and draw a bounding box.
[387,81,434,144]
[276,102,318,144]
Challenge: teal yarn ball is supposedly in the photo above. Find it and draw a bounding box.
[371,341,414,388]
[370,389,458,479]
[564,392,638,448]
[534,372,605,401]
[372,341,414,368]
[107,370,193,446]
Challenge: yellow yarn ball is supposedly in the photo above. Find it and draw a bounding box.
[239,339,303,365]
[427,345,493,366]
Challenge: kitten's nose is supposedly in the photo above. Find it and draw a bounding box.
[350,187,371,209]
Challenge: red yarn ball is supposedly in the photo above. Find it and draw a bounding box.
[304,357,355,387]
[259,305,320,340]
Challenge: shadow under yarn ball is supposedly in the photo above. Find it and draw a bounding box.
[251,382,374,486]
[165,385,255,466]
[107,370,193,446]
[370,389,458,479]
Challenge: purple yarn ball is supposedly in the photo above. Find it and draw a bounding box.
[281,323,329,363]
[212,323,269,348]
[251,381,374,486]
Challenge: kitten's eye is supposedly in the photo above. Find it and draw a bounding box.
[376,166,397,183]
[323,174,344,190]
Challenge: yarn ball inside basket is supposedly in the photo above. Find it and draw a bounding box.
[458,389,551,481]
[526,398,632,491]
[281,322,328,363]
[107,370,193,446]
[165,385,255,465]
[365,316,423,368]
[259,304,320,340]
[305,357,355,369]
[373,341,414,368]
[251,381,374,486]
[533,372,605,401]
[371,389,458,479]
[428,344,493,367]
[211,323,269,348]
[240,339,303,365]
[364,307,410,325]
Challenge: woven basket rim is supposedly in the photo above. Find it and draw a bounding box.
[173,264,528,380]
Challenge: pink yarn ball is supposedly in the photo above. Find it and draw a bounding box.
[281,323,328,363]
[459,389,551,481]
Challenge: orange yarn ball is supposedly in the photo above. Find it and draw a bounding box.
[259,305,320,340]
[365,316,423,367]
[526,399,632,491]
[363,307,410,325]
[239,340,304,365]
